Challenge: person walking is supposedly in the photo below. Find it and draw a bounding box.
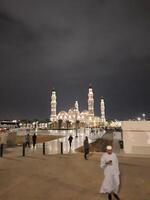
[32,133,37,149]
[25,133,30,148]
[83,136,89,160]
[68,135,73,148]
[100,145,120,200]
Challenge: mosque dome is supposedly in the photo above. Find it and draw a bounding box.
[68,107,80,122]
[80,110,89,122]
[57,111,68,121]
[68,107,76,113]
[81,110,89,114]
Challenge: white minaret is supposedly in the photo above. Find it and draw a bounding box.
[50,89,57,122]
[100,97,106,122]
[88,85,94,116]
[75,100,79,112]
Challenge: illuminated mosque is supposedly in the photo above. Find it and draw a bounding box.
[50,85,106,129]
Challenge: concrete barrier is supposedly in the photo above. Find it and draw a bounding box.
[122,121,150,154]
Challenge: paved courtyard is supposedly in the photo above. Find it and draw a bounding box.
[0,130,150,200]
[39,129,106,154]
[17,128,106,154]
[0,151,150,200]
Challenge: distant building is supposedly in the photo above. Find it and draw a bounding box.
[0,120,20,129]
[50,85,106,129]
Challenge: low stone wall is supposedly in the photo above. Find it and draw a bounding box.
[0,131,17,147]
[122,121,150,154]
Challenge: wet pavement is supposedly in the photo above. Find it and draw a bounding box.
[29,128,106,154]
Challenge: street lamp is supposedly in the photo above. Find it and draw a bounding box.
[75,110,78,138]
[137,117,141,121]
[142,113,146,120]
[75,119,80,137]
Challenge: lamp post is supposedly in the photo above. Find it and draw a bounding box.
[75,119,80,138]
[75,120,78,138]
[75,110,77,138]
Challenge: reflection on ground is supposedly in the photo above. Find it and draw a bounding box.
[31,128,106,154]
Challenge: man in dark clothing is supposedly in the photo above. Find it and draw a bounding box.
[68,135,73,148]
[25,133,30,148]
[32,133,37,149]
[83,136,90,160]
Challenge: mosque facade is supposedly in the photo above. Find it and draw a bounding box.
[50,85,106,129]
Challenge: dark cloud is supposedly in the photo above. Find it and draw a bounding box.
[0,0,149,120]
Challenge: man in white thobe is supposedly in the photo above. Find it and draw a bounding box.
[100,145,120,200]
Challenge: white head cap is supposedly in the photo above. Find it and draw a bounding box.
[106,145,112,150]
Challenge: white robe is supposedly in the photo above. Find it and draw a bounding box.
[100,152,120,194]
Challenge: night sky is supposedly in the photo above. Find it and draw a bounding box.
[0,0,150,120]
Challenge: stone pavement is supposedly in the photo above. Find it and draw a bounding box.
[19,128,106,155]
[36,128,106,154]
[0,130,150,200]
[1,128,106,157]
[0,152,150,200]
